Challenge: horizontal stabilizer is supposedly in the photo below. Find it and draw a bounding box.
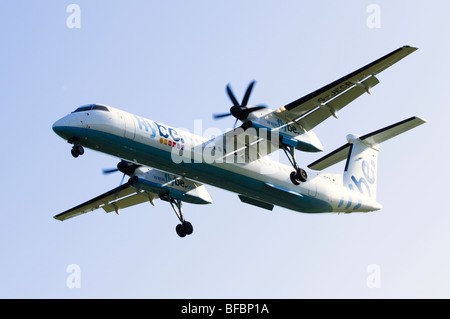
[307,143,352,171]
[359,116,426,146]
[308,116,426,171]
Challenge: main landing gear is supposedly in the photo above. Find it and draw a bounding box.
[281,144,308,186]
[68,137,84,158]
[169,198,193,238]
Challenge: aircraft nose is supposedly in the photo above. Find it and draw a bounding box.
[52,117,73,139]
[52,117,65,133]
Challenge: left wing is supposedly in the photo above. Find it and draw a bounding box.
[208,46,417,164]
[271,45,417,131]
[54,184,158,221]
[206,127,280,164]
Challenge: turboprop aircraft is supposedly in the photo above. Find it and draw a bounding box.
[53,45,425,237]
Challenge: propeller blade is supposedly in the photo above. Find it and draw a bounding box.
[213,112,232,119]
[103,168,119,174]
[247,105,267,112]
[119,173,125,186]
[226,84,240,106]
[114,173,126,200]
[233,118,238,129]
[240,105,267,118]
[241,80,256,107]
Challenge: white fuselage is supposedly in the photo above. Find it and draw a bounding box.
[52,105,381,214]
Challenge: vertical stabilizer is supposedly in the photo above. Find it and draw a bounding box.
[343,135,379,200]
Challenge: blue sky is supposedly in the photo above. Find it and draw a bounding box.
[0,1,448,298]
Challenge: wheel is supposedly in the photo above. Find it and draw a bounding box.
[296,168,308,182]
[176,224,187,237]
[71,147,79,158]
[290,171,300,185]
[183,221,193,235]
[77,145,84,155]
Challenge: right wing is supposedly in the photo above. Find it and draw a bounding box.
[54,184,158,221]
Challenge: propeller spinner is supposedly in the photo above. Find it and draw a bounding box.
[213,80,266,127]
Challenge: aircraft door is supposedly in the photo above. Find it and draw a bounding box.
[307,177,317,197]
[121,112,136,140]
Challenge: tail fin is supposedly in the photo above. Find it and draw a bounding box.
[343,135,379,199]
[308,116,426,200]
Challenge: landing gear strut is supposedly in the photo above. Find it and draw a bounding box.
[169,198,193,238]
[281,144,307,185]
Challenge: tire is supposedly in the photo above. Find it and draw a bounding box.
[71,147,79,158]
[77,145,84,155]
[183,221,193,235]
[297,168,308,182]
[290,171,300,185]
[176,224,187,237]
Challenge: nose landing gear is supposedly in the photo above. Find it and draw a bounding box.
[68,137,84,158]
[71,145,84,158]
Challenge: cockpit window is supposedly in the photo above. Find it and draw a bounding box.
[92,104,109,112]
[72,104,110,113]
[72,105,93,113]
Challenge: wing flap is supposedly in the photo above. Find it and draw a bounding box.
[102,191,158,213]
[295,76,380,131]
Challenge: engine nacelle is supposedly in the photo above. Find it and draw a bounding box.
[128,169,213,205]
[246,114,324,153]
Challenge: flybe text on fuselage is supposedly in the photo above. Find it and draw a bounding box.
[133,114,186,151]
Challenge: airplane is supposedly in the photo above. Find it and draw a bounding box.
[52,45,426,237]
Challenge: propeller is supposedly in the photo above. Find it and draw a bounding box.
[213,80,266,127]
[103,160,142,200]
